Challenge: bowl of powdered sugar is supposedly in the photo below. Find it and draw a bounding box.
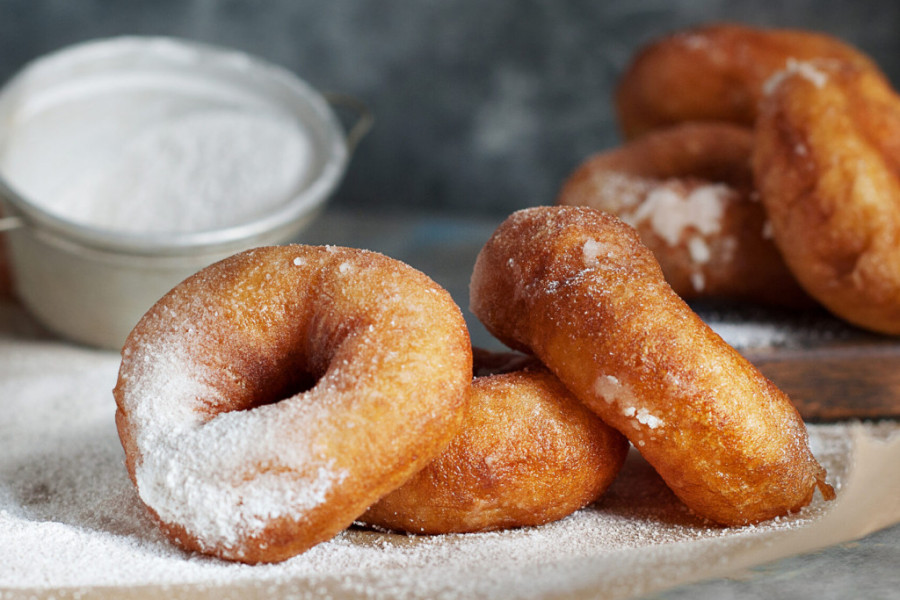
[0,37,363,349]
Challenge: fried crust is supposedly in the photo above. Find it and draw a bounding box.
[114,245,472,563]
[470,206,833,526]
[362,357,628,534]
[557,122,809,306]
[754,60,900,334]
[616,23,878,139]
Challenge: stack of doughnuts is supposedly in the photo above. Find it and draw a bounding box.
[470,206,832,527]
[115,245,631,562]
[116,221,833,563]
[115,23,850,565]
[560,22,900,334]
[557,121,809,306]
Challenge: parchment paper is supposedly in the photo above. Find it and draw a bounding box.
[0,298,899,600]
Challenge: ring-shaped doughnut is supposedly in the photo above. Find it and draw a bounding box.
[470,206,834,526]
[114,245,472,563]
[616,23,878,139]
[361,350,628,534]
[754,59,900,334]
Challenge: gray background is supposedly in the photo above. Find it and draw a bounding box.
[1,0,898,217]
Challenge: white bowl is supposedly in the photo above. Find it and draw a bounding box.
[0,37,365,349]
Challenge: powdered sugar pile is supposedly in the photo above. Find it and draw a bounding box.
[34,110,313,234]
[1,309,886,599]
[628,183,728,248]
[0,42,318,235]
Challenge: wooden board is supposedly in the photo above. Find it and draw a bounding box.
[746,345,900,420]
[696,301,900,421]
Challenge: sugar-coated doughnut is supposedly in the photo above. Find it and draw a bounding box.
[114,245,472,563]
[754,59,900,334]
[470,206,834,526]
[557,122,809,306]
[361,350,628,534]
[616,23,878,139]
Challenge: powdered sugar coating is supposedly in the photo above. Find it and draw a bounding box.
[629,183,727,247]
[557,121,810,307]
[114,245,472,563]
[566,167,736,293]
[122,336,346,554]
[763,57,831,95]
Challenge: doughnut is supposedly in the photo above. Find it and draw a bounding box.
[616,23,879,139]
[556,121,810,306]
[113,245,472,563]
[470,206,834,526]
[754,59,900,334]
[361,350,629,534]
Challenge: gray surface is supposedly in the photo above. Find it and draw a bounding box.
[1,1,900,217]
[648,522,900,600]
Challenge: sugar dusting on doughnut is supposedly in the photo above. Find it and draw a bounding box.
[121,333,346,553]
[557,122,810,305]
[471,206,834,526]
[762,58,831,95]
[615,23,880,138]
[115,245,472,563]
[574,177,732,293]
[628,182,728,253]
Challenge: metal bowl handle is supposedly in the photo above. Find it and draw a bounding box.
[324,92,374,155]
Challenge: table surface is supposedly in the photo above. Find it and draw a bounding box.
[2,208,899,599]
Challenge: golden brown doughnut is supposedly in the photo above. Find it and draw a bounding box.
[114,245,472,563]
[361,351,628,534]
[470,206,834,526]
[754,59,900,334]
[616,23,879,139]
[557,122,809,306]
